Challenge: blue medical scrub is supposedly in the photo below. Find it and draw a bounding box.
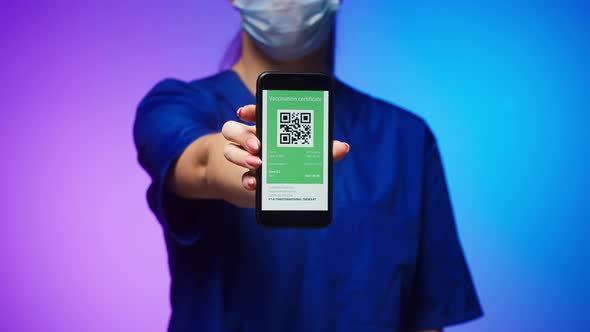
[133,70,483,332]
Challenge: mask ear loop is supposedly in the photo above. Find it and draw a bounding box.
[219,30,243,71]
[326,19,336,75]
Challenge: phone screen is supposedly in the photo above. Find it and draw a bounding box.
[261,89,329,211]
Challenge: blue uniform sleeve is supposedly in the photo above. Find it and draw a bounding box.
[408,126,483,330]
[133,79,220,246]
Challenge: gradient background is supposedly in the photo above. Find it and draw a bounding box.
[1,0,588,331]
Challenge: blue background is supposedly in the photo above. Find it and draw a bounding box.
[336,1,590,330]
[0,0,588,330]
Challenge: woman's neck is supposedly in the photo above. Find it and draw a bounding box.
[232,32,330,95]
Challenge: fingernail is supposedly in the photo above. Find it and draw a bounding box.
[248,178,255,188]
[246,138,259,151]
[236,107,242,117]
[246,156,262,167]
[345,143,350,152]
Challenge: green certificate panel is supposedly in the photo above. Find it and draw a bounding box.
[266,90,325,184]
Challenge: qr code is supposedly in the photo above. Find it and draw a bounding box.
[277,110,314,147]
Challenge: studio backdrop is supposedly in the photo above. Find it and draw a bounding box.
[0,1,588,331]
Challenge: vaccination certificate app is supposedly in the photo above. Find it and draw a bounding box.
[261,89,329,211]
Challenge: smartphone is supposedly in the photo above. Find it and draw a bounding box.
[255,72,333,228]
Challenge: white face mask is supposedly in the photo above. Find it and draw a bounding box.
[233,0,340,61]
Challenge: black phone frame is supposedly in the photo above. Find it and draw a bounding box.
[255,71,334,228]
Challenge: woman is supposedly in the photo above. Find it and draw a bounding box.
[133,0,482,331]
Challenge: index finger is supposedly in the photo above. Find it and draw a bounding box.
[236,104,256,123]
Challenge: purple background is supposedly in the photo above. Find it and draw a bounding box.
[1,1,588,331]
[0,2,239,331]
